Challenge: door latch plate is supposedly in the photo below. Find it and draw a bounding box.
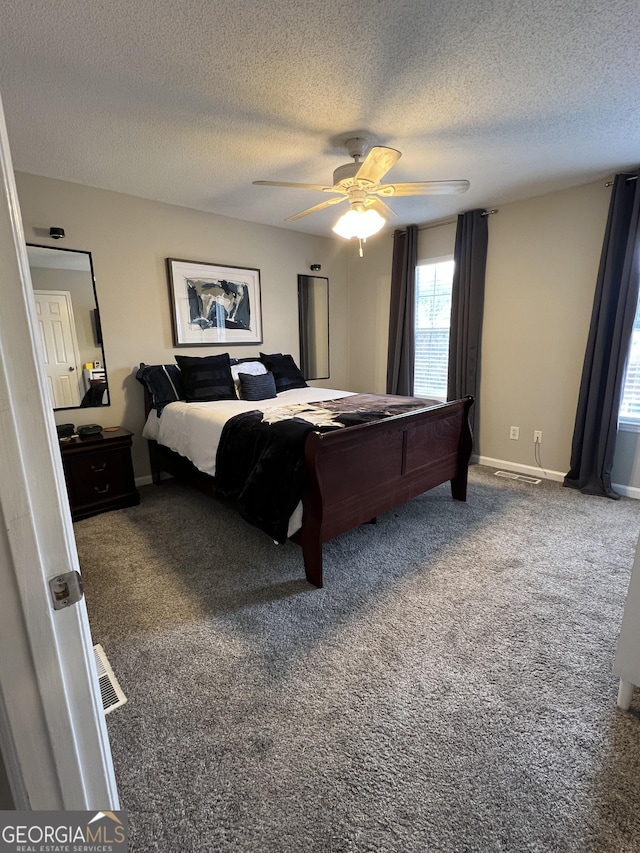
[49,570,84,610]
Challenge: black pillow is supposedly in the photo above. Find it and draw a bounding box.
[175,354,236,403]
[259,352,307,392]
[238,371,277,401]
[136,363,185,414]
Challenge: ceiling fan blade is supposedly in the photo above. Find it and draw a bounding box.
[355,146,402,185]
[285,196,348,222]
[364,196,396,219]
[376,180,470,197]
[253,180,334,192]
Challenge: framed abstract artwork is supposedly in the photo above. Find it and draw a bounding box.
[166,258,263,347]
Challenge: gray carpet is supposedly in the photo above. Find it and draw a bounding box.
[74,466,640,852]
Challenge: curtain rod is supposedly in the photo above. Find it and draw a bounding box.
[418,208,498,231]
[418,218,455,231]
[605,176,638,187]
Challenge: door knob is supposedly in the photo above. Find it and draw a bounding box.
[69,366,75,371]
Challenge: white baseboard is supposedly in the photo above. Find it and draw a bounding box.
[476,455,565,483]
[474,455,640,499]
[611,483,640,500]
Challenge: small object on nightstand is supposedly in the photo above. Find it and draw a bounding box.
[103,426,120,432]
[77,424,103,436]
[56,423,75,439]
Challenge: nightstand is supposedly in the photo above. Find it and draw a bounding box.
[59,427,140,521]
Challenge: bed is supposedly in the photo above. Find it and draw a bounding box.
[138,356,473,588]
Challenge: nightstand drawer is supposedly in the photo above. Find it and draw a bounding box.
[64,447,132,505]
[59,427,140,520]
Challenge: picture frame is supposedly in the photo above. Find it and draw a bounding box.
[166,258,263,347]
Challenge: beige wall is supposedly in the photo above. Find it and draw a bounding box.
[15,173,349,480]
[346,231,395,392]
[480,180,610,475]
[346,180,629,482]
[417,220,457,262]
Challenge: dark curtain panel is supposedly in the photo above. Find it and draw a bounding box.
[386,225,418,395]
[447,209,489,442]
[564,171,640,498]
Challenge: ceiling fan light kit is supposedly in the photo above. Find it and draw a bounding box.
[253,134,470,252]
[332,207,385,240]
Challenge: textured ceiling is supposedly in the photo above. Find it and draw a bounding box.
[1,0,639,237]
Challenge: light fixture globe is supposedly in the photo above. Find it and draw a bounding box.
[332,207,385,240]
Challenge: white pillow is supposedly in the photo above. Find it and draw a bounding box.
[231,360,266,396]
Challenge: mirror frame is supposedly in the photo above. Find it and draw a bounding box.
[298,274,330,381]
[26,243,110,411]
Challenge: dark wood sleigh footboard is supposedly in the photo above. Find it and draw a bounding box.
[144,392,473,588]
[293,396,474,587]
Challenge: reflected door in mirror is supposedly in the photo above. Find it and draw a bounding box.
[298,275,329,380]
[33,290,83,407]
[26,244,109,410]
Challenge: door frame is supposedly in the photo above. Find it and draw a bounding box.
[0,90,119,808]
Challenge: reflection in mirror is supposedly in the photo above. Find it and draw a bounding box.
[26,244,110,410]
[298,274,329,380]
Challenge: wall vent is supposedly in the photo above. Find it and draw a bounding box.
[494,470,541,485]
[94,644,127,715]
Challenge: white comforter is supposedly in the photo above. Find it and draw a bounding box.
[143,386,355,479]
[143,387,355,537]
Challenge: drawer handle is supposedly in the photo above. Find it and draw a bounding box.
[94,484,110,494]
[91,463,107,472]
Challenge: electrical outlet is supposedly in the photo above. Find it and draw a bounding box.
[534,430,543,444]
[509,426,519,440]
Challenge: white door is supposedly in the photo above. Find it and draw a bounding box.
[33,289,82,408]
[0,90,119,808]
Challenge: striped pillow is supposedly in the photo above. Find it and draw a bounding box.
[136,363,185,414]
[175,354,236,403]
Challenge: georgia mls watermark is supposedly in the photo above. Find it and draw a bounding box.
[0,811,128,853]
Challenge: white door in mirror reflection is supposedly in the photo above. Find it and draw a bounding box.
[34,290,82,407]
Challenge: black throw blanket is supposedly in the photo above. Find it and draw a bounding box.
[214,413,337,543]
[214,394,440,543]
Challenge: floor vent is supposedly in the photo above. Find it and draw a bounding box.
[494,470,542,485]
[94,644,127,715]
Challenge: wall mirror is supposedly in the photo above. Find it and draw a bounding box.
[298,274,329,380]
[26,244,109,410]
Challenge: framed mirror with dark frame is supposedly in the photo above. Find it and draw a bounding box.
[26,244,110,410]
[298,274,329,381]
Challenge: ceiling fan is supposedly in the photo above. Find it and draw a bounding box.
[253,136,470,242]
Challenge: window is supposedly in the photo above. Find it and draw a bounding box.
[619,294,640,427]
[414,259,455,399]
